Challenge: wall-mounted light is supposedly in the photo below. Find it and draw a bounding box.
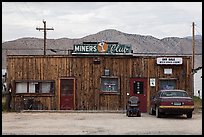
[93,57,100,64]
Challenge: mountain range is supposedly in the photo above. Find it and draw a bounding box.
[2,29,202,69]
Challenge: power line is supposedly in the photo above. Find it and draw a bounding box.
[194,23,202,36]
[195,28,202,36]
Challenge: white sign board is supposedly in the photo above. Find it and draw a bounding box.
[157,57,182,65]
[150,78,156,87]
[164,68,172,74]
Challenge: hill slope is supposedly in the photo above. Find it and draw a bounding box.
[2,29,202,69]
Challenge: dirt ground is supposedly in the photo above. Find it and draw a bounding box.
[2,110,202,135]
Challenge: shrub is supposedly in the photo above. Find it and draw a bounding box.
[193,96,202,109]
[2,96,7,111]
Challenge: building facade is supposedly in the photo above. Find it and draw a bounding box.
[194,68,202,99]
[6,42,193,112]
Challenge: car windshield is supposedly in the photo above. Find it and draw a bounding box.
[161,91,188,97]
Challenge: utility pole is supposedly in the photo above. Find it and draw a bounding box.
[192,22,195,98]
[192,22,195,72]
[36,20,54,55]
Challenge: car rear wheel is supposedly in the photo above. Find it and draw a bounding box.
[149,107,156,115]
[137,111,141,117]
[156,106,161,118]
[126,110,129,116]
[126,110,131,117]
[186,112,193,118]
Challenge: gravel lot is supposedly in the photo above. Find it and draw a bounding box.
[2,110,202,135]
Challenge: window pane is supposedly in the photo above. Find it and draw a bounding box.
[161,91,188,97]
[61,79,73,95]
[29,82,38,93]
[160,80,176,90]
[42,82,51,93]
[16,82,27,93]
[133,81,144,94]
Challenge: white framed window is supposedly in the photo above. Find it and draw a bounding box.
[15,80,55,94]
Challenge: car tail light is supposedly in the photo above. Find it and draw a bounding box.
[183,100,194,106]
[160,100,172,106]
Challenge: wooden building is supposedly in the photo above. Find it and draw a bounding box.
[6,42,193,112]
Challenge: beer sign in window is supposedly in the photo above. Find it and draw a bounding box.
[133,81,144,94]
[100,77,119,93]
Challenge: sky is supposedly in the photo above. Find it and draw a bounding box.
[2,2,202,42]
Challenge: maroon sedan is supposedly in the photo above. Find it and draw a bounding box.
[149,89,194,118]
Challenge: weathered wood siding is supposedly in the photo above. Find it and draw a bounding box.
[7,55,193,111]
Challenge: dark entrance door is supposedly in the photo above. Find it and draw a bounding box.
[60,78,75,110]
[130,78,147,112]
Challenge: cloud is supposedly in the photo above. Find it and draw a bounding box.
[2,2,202,42]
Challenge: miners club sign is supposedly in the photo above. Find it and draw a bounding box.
[72,41,132,55]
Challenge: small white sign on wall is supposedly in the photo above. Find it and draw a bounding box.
[150,78,156,87]
[156,57,182,65]
[164,68,172,74]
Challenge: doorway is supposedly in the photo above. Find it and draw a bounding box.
[59,78,75,110]
[130,78,147,112]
